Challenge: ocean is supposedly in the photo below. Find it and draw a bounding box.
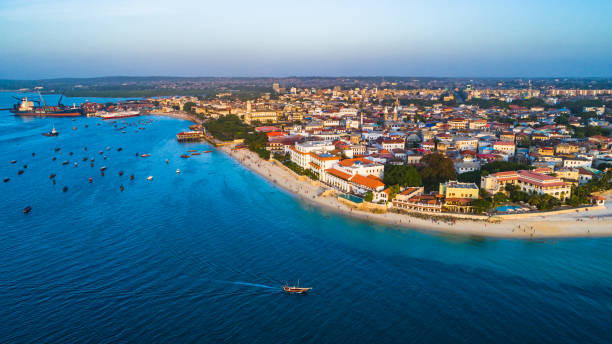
[1,92,611,343]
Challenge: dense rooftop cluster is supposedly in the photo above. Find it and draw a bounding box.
[167,81,611,214]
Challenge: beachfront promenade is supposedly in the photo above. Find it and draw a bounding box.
[219,145,612,239]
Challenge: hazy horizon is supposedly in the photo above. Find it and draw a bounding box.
[1,0,611,79]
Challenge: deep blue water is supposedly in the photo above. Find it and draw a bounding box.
[1,92,611,343]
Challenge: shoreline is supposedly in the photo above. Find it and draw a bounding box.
[216,144,612,239]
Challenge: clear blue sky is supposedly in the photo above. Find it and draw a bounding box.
[1,0,611,79]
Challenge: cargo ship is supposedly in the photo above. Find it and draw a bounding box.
[10,94,82,117]
[98,111,141,120]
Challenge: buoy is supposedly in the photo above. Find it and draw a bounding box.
[84,147,87,151]
[52,157,56,161]
[23,164,27,169]
[103,156,107,160]
[89,177,93,183]
[23,206,32,214]
[119,171,124,176]
[52,179,56,185]
[63,186,68,192]
[117,148,122,152]
[99,151,103,155]
[120,184,124,192]
[32,152,35,157]
[73,126,77,130]
[69,152,73,156]
[166,159,169,164]
[90,163,94,167]
[101,171,104,177]
[85,124,88,128]
[55,148,60,152]
[135,153,139,156]
[74,163,78,167]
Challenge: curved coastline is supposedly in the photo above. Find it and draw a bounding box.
[153,112,612,239]
[215,144,612,239]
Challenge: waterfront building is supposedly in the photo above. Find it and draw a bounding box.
[481,170,572,200]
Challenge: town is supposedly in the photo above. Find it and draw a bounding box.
[146,80,612,218]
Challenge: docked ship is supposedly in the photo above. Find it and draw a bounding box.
[10,94,82,117]
[98,111,141,120]
[176,131,205,141]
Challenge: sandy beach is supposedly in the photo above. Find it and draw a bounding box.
[218,145,612,239]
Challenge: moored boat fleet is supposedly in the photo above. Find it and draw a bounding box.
[9,92,152,119]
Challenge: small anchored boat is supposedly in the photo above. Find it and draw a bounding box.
[147,176,153,181]
[42,126,59,137]
[176,169,180,174]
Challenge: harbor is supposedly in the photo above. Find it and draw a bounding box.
[2,92,612,344]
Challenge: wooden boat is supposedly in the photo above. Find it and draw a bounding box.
[140,154,151,157]
[203,150,213,153]
[282,281,312,294]
[187,150,198,152]
[180,154,190,158]
[191,152,201,156]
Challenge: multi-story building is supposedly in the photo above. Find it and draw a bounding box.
[481,170,571,200]
[454,137,479,151]
[289,141,336,170]
[493,141,516,157]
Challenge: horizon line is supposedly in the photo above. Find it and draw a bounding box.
[2,75,612,82]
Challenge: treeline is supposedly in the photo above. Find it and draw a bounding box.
[383,153,457,194]
[205,115,269,159]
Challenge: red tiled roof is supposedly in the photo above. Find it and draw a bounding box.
[326,168,351,180]
[338,158,374,167]
[349,174,385,190]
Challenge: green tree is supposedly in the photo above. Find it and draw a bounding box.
[387,185,401,200]
[363,191,373,202]
[182,101,196,114]
[383,165,422,187]
[472,198,492,214]
[419,153,457,192]
[493,192,508,206]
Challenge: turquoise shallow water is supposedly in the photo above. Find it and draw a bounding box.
[1,92,611,343]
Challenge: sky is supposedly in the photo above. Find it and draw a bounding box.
[0,0,611,79]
